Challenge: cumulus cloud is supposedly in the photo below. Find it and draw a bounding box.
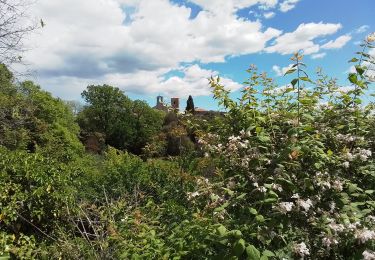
[190,0,279,14]
[21,0,284,97]
[34,64,242,100]
[266,22,342,55]
[321,35,351,49]
[19,0,348,99]
[264,12,276,19]
[311,52,326,59]
[279,0,300,12]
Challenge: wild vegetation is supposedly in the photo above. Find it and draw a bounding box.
[0,35,375,259]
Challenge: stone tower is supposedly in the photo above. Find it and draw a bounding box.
[155,96,165,110]
[171,97,179,111]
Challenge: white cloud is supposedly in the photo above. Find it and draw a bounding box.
[321,35,351,49]
[266,22,342,55]
[279,0,300,12]
[264,12,275,19]
[20,0,282,98]
[311,53,326,59]
[190,0,278,14]
[33,65,242,100]
[272,64,294,76]
[104,64,243,97]
[105,64,243,97]
[18,0,352,100]
[355,25,369,34]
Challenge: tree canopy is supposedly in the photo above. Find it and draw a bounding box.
[78,84,164,154]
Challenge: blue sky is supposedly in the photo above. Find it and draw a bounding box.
[21,0,374,110]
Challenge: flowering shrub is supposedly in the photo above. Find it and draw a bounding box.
[189,38,375,258]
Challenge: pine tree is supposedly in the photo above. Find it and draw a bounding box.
[185,95,195,114]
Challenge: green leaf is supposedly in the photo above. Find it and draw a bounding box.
[348,73,358,84]
[291,78,298,87]
[348,58,359,63]
[262,250,275,257]
[214,202,230,212]
[355,65,365,76]
[233,239,246,256]
[236,193,247,200]
[258,135,271,143]
[284,69,296,75]
[255,215,265,223]
[227,230,243,239]
[246,245,261,260]
[0,255,11,260]
[217,225,227,236]
[299,76,312,83]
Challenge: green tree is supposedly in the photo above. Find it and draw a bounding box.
[78,85,164,154]
[0,65,82,160]
[185,95,195,114]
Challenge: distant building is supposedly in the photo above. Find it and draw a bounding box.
[154,96,166,111]
[154,95,223,116]
[154,96,179,112]
[171,97,179,111]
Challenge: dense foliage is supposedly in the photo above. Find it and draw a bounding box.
[0,37,374,259]
[78,84,164,154]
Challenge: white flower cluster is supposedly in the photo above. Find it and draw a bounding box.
[296,198,313,212]
[366,215,375,223]
[363,249,375,260]
[187,191,200,200]
[277,202,294,214]
[293,242,310,258]
[332,180,343,192]
[328,222,345,233]
[355,228,375,244]
[357,149,372,161]
[344,149,372,162]
[336,134,364,143]
[271,183,283,192]
[201,130,266,172]
[342,161,350,168]
[322,236,338,249]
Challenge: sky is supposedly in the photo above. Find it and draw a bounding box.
[19,0,375,110]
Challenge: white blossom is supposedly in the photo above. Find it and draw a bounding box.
[366,216,375,223]
[187,191,200,200]
[355,228,375,244]
[332,180,343,191]
[363,249,375,260]
[297,199,313,211]
[322,237,338,248]
[277,202,294,214]
[293,242,310,257]
[342,161,350,168]
[272,183,283,192]
[329,223,345,233]
[291,193,300,199]
[329,201,336,212]
[357,149,372,161]
[258,186,267,193]
[344,152,355,161]
[346,222,360,231]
